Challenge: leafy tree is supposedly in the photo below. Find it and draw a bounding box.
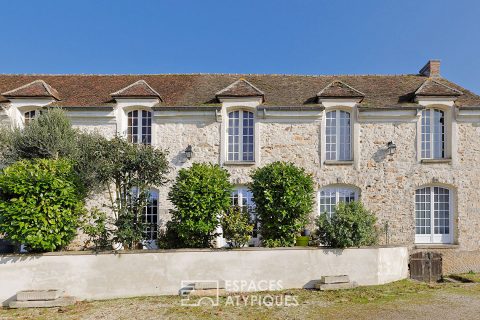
[1,108,77,162]
[249,161,314,247]
[92,137,169,249]
[316,201,378,248]
[0,159,83,252]
[221,206,254,248]
[0,108,108,196]
[167,163,232,248]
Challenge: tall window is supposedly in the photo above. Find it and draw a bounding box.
[415,186,452,244]
[127,110,152,145]
[421,109,445,159]
[231,187,257,237]
[326,110,352,161]
[143,189,159,241]
[319,186,358,218]
[227,110,254,161]
[130,188,159,242]
[24,110,39,125]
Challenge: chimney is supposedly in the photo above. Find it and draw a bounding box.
[419,59,441,78]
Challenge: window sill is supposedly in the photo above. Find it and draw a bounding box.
[420,159,452,164]
[224,161,256,166]
[324,160,354,166]
[414,244,459,250]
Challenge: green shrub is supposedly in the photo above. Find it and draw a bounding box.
[0,108,111,196]
[0,159,84,252]
[249,161,314,247]
[167,163,232,248]
[221,206,254,248]
[316,201,378,248]
[80,208,113,251]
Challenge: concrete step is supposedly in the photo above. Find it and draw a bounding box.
[315,282,357,291]
[321,275,350,284]
[189,289,227,297]
[9,297,76,309]
[193,281,225,290]
[16,290,64,301]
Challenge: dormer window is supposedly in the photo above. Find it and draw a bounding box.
[325,110,352,161]
[421,108,445,159]
[127,110,152,145]
[23,109,41,125]
[228,110,254,162]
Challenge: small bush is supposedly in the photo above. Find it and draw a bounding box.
[249,161,314,247]
[221,206,254,248]
[316,201,378,248]
[80,208,113,251]
[167,163,232,248]
[0,159,84,252]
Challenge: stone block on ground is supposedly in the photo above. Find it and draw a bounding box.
[193,281,225,290]
[321,275,350,284]
[189,289,227,297]
[16,290,64,301]
[9,297,76,309]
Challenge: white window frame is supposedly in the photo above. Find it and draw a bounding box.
[318,186,359,218]
[415,186,453,244]
[230,186,258,245]
[127,109,152,145]
[325,109,353,161]
[23,109,41,125]
[227,110,255,162]
[421,108,446,159]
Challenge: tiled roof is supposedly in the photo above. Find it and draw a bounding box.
[1,79,60,100]
[415,79,463,97]
[0,74,478,108]
[111,80,162,100]
[317,80,364,99]
[216,78,265,99]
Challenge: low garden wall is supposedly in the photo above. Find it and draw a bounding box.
[0,246,408,305]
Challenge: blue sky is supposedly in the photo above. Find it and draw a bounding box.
[0,0,479,93]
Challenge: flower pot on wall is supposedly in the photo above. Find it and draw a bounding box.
[112,242,124,251]
[295,236,309,247]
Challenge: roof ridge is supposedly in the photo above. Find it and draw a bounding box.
[0,73,425,78]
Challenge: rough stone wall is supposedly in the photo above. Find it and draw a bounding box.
[78,116,480,252]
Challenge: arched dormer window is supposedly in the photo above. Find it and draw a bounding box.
[227,110,254,162]
[318,185,359,218]
[421,108,445,159]
[325,110,352,161]
[127,110,152,145]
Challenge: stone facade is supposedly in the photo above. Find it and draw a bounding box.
[1,67,480,273]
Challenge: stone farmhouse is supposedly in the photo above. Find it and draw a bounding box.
[0,60,479,272]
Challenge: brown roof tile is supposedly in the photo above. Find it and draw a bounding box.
[415,79,463,97]
[317,80,364,99]
[215,78,264,99]
[111,80,162,100]
[0,74,478,108]
[2,79,60,100]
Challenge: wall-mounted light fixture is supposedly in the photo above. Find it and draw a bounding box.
[386,141,397,156]
[185,145,193,160]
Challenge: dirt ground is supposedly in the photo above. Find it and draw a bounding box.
[1,280,479,320]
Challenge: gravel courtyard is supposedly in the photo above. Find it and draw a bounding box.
[1,280,480,320]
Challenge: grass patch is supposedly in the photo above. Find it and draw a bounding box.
[0,280,477,320]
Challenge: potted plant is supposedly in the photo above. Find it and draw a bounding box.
[295,228,310,246]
